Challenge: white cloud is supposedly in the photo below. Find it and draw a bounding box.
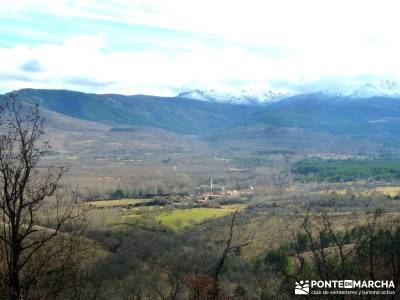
[2,0,400,94]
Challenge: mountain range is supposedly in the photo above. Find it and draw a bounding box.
[177,80,400,105]
[177,88,289,105]
[1,85,400,156]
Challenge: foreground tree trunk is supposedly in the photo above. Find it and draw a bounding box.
[212,210,251,299]
[0,93,86,299]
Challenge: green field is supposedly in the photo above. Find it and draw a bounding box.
[156,205,244,230]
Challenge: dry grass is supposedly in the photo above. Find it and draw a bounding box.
[85,198,151,208]
[375,186,400,197]
[192,210,398,259]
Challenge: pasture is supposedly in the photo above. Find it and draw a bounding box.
[156,205,245,230]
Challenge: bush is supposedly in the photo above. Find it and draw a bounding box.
[110,188,125,199]
[264,249,291,274]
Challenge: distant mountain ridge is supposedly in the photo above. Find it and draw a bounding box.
[1,87,400,150]
[177,80,400,105]
[322,80,400,99]
[177,88,290,105]
[4,88,259,134]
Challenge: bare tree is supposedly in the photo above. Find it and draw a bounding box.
[301,210,349,280]
[212,210,251,299]
[0,94,86,300]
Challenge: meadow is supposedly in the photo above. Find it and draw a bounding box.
[155,205,244,230]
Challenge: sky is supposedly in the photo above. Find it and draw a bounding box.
[1,0,400,96]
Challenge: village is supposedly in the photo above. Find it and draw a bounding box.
[86,178,254,211]
[195,179,254,202]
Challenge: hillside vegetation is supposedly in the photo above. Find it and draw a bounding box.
[2,89,400,150]
[9,89,258,134]
[294,157,400,182]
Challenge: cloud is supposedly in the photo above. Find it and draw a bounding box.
[2,0,400,94]
[65,77,114,88]
[0,35,285,94]
[20,59,44,73]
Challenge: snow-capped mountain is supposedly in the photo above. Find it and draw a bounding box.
[317,80,400,99]
[176,88,291,105]
[177,80,400,105]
